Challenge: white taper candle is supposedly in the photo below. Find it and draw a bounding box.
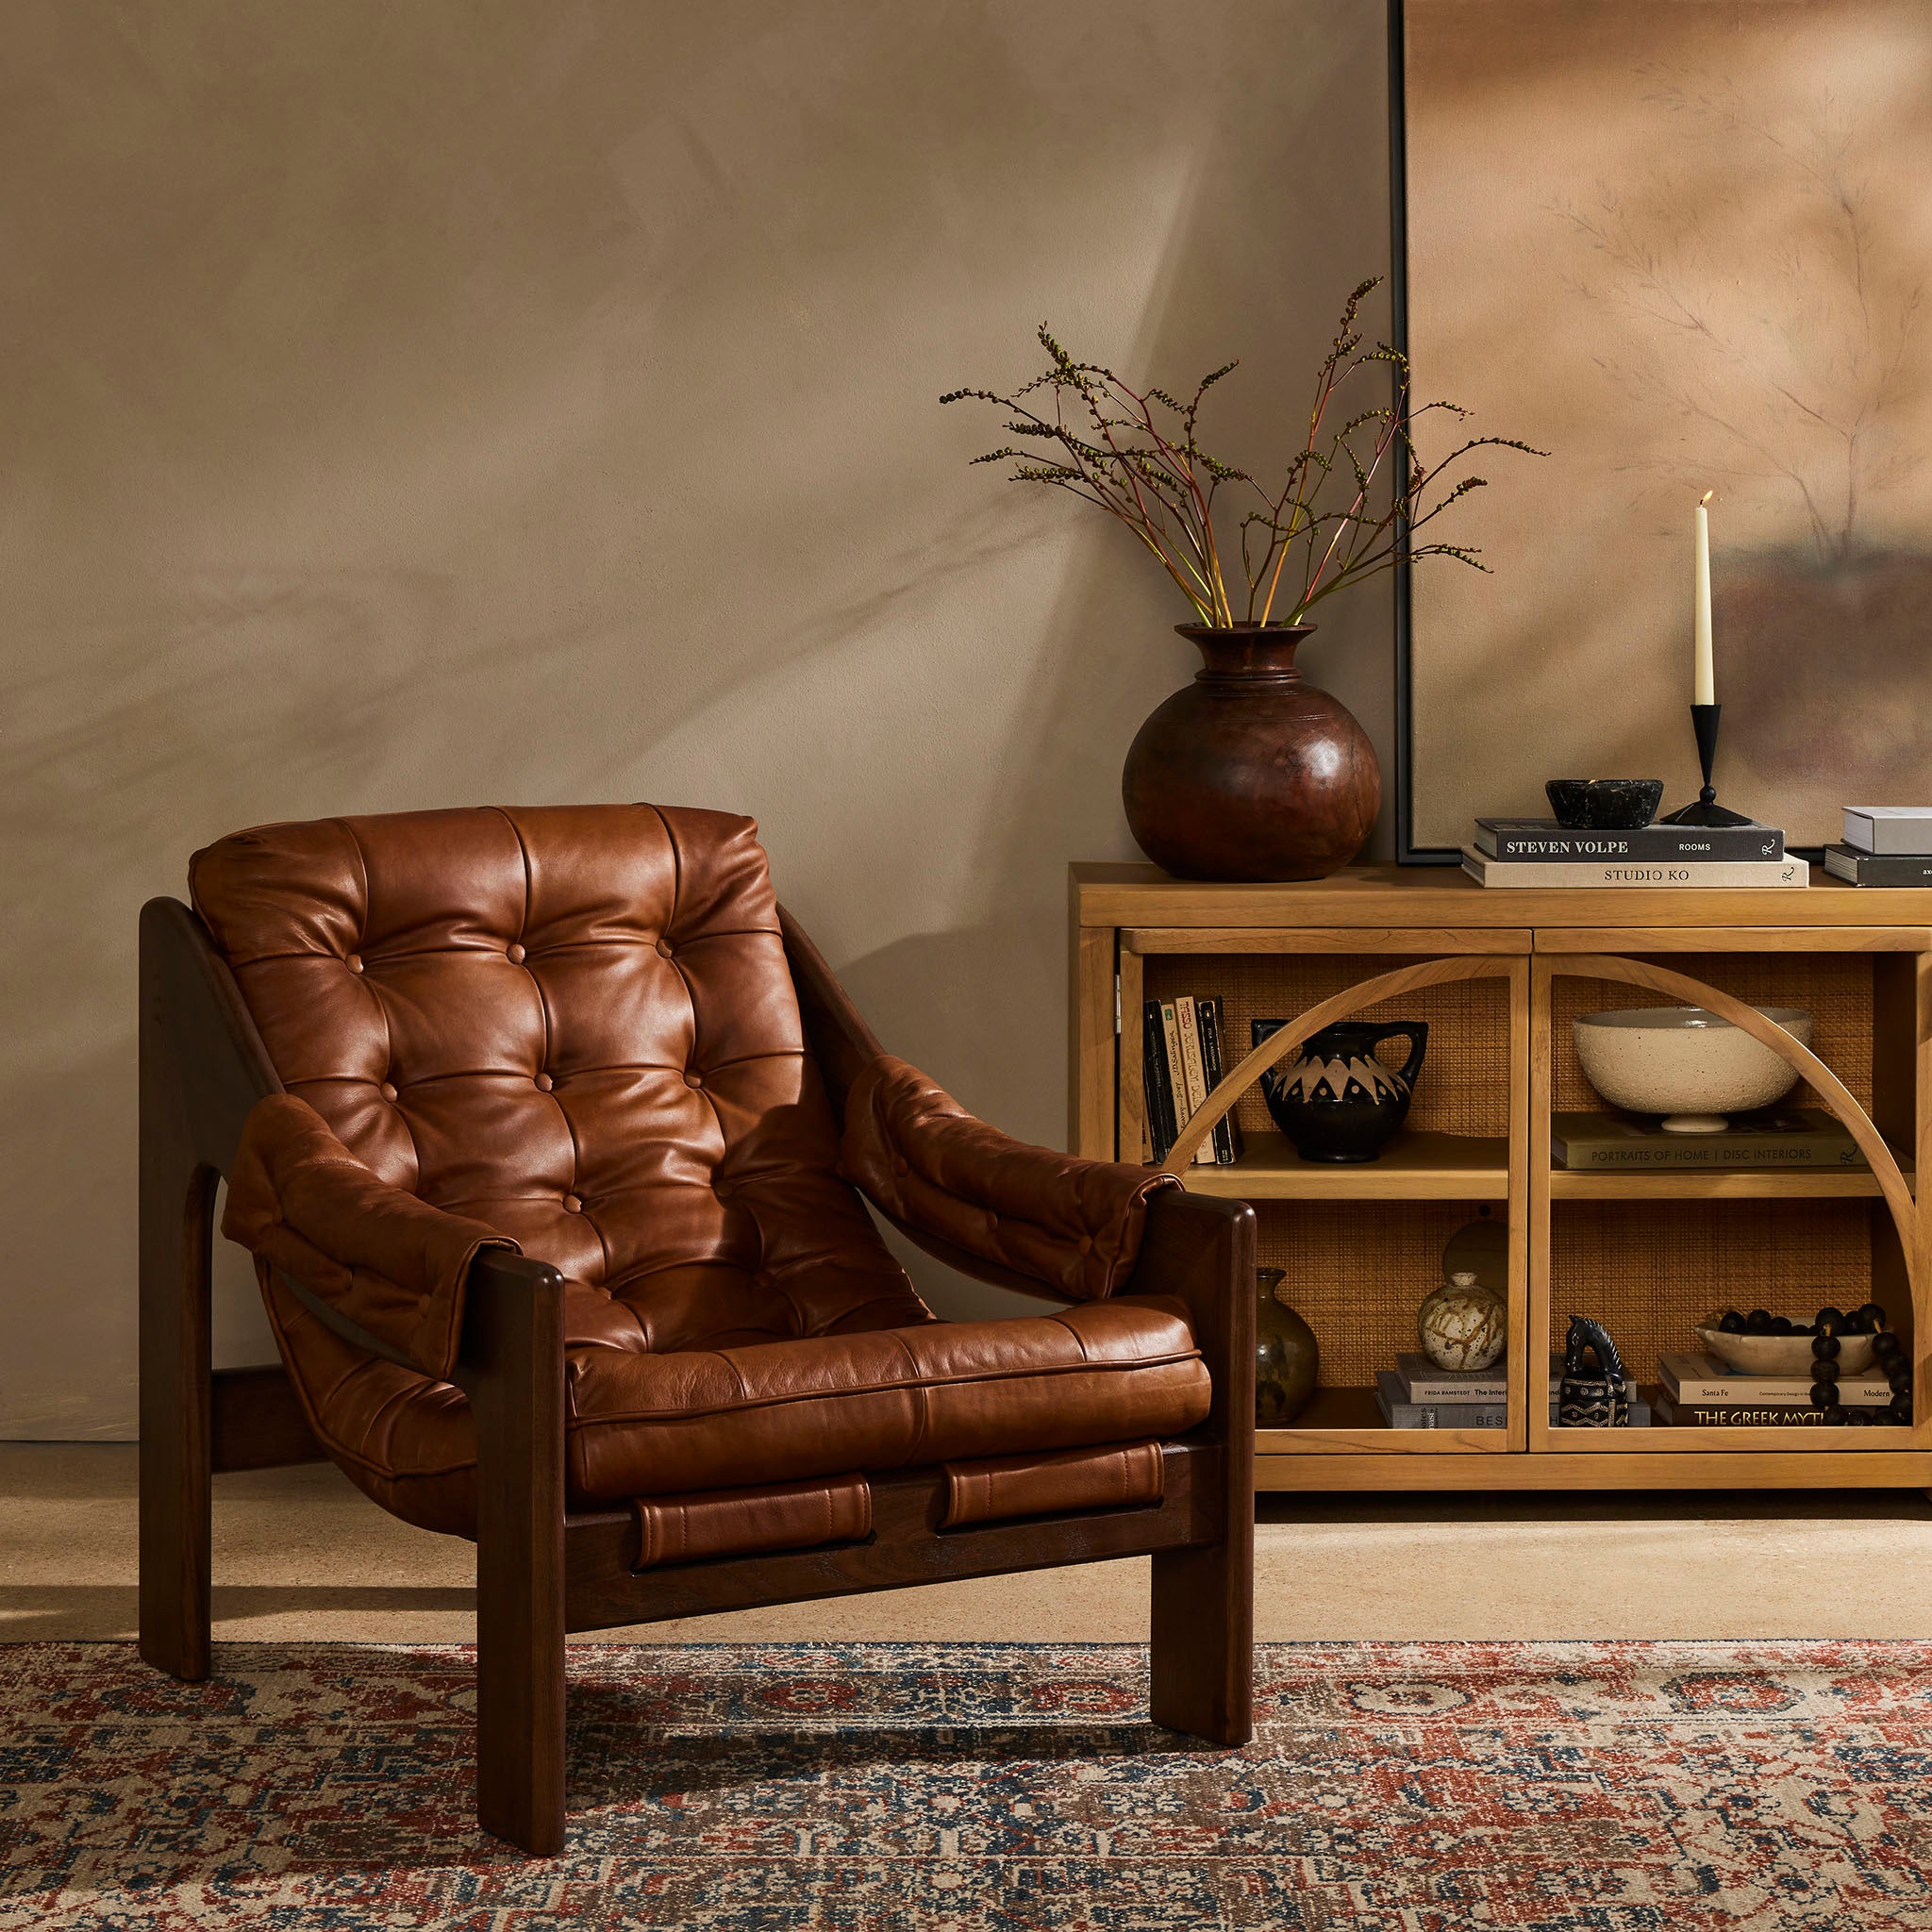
[1693,490,1714,705]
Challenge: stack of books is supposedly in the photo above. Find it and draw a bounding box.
[1553,1108,1867,1173]
[1824,808,1932,888]
[1376,1356,1507,1428]
[1655,1352,1892,1425]
[1374,1354,1652,1428]
[1141,994,1244,1168]
[1461,818,1804,890]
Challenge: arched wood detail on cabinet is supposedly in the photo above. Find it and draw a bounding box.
[1554,954,1918,1286]
[1158,955,1517,1174]
[1156,948,1917,1299]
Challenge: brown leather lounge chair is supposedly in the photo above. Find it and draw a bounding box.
[139,805,1255,1853]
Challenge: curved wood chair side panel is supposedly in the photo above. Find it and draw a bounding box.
[1557,954,1917,1288]
[1158,954,1517,1174]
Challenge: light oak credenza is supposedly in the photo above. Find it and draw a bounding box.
[1069,862,1930,1494]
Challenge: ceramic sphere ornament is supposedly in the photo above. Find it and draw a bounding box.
[1417,1271,1507,1373]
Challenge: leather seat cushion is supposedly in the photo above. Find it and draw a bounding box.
[565,1293,1209,1498]
[263,1275,1209,1535]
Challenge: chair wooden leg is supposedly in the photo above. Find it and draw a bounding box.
[1149,1507,1254,1745]
[138,1138,215,1683]
[462,1261,568,1856]
[1140,1190,1256,1746]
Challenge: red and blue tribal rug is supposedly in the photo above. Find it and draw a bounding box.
[4,1638,1931,1927]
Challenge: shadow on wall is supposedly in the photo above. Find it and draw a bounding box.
[0,0,1393,1434]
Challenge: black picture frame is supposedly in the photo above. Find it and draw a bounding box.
[1387,0,1457,865]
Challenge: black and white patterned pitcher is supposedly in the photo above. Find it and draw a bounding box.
[1254,1019,1427,1164]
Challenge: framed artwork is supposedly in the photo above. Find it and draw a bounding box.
[1391,0,1932,860]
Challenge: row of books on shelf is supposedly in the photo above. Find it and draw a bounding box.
[1373,1350,1896,1428]
[1141,994,1244,1167]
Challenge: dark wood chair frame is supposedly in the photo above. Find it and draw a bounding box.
[139,895,1257,1855]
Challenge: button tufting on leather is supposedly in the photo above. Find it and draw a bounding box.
[892,1156,908,1176]
[713,1180,733,1200]
[345,954,363,974]
[1077,1235,1093,1255]
[507,942,526,964]
[190,802,1102,1534]
[379,1082,398,1102]
[684,1071,704,1089]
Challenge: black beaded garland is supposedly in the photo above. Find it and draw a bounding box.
[1801,1298,1911,1425]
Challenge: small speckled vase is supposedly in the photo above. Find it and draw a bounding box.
[1416,1270,1507,1373]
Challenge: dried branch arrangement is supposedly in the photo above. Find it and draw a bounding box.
[942,277,1543,629]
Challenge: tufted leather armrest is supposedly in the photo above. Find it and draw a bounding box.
[837,1055,1180,1302]
[222,1094,520,1380]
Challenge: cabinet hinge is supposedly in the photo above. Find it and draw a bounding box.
[1114,974,1122,1035]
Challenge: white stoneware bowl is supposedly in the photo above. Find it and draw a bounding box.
[1572,1005,1813,1131]
[1696,1324,1876,1376]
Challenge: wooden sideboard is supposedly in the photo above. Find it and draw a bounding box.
[1069,862,1932,1493]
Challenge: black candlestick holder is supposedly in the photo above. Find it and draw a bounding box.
[1660,702,1754,827]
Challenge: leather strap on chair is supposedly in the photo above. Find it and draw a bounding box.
[941,1441,1164,1529]
[839,1054,1179,1301]
[630,1474,873,1571]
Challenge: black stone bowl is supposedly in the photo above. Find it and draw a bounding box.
[1544,778,1664,830]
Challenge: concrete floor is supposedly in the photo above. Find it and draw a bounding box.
[8,1444,1932,1644]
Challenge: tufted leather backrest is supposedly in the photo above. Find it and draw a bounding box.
[192,806,924,1354]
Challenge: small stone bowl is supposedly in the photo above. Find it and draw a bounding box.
[1696,1324,1877,1376]
[1544,778,1665,829]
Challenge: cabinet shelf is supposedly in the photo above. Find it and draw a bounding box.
[1257,1385,1508,1454]
[1179,1128,1508,1200]
[1074,862,1932,1495]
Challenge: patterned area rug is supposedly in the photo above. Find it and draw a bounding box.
[5,1639,1932,1928]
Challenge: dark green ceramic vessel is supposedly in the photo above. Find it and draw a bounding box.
[1255,1267,1320,1425]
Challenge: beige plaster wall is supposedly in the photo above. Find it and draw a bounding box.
[1,1,1393,1437]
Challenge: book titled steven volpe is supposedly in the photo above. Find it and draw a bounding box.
[1474,818,1784,862]
[1461,850,1808,889]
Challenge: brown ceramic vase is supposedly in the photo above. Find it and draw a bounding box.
[1122,624,1380,882]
